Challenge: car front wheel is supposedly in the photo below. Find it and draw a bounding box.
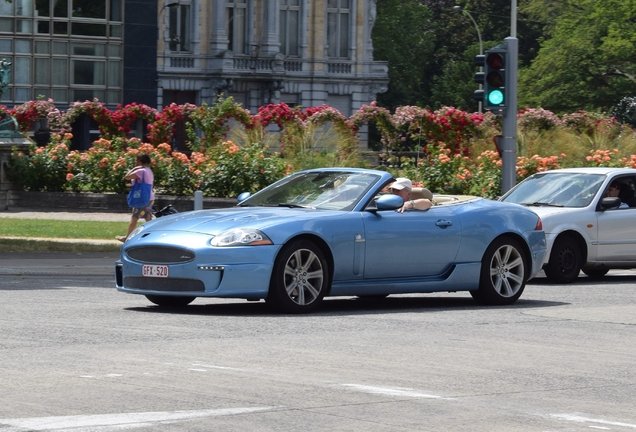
[145,295,195,307]
[267,239,329,313]
[471,237,527,305]
[543,235,582,283]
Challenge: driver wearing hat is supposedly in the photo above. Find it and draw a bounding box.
[389,177,432,213]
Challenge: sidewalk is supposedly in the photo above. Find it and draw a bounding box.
[0,208,131,252]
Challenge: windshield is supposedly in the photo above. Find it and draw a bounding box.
[502,172,605,208]
[238,171,380,211]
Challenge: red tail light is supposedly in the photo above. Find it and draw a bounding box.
[535,217,543,231]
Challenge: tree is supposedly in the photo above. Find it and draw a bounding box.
[372,0,436,110]
[372,0,543,112]
[519,0,636,113]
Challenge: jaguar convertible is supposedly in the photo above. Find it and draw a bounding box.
[115,168,546,313]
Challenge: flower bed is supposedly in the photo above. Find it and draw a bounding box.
[4,97,636,199]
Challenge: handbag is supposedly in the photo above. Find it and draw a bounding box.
[127,169,152,208]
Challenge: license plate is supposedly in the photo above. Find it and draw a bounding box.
[142,264,169,278]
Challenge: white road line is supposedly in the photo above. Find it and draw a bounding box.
[0,407,275,431]
[552,413,636,429]
[338,384,454,400]
[192,363,246,371]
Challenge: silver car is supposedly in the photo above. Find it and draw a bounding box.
[500,167,636,283]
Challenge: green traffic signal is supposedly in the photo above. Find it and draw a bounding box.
[487,89,504,105]
[483,48,507,113]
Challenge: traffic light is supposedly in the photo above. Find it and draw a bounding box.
[483,46,507,113]
[473,54,485,102]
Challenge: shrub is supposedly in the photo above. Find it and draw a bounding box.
[7,134,72,191]
[199,140,287,197]
[6,97,636,200]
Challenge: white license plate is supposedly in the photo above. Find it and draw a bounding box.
[142,264,169,278]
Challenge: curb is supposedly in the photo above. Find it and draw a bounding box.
[0,236,122,253]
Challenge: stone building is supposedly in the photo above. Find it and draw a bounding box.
[158,0,388,148]
[0,0,388,149]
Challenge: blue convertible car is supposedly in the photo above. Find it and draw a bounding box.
[116,168,546,313]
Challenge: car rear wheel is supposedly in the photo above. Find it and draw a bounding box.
[543,235,582,283]
[267,239,329,313]
[145,295,195,307]
[581,268,609,278]
[471,237,527,305]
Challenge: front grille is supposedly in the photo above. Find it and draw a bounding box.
[126,246,196,264]
[124,277,205,292]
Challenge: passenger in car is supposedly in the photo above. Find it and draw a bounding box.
[604,181,629,208]
[389,177,433,213]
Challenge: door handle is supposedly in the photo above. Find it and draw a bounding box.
[435,219,453,228]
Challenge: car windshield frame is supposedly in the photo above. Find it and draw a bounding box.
[501,172,606,208]
[237,171,381,211]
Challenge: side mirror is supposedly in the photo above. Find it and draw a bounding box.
[600,197,621,210]
[376,194,403,210]
[237,192,251,203]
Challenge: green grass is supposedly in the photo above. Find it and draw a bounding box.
[0,218,128,240]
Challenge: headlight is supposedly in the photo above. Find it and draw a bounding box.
[127,225,145,240]
[210,229,273,247]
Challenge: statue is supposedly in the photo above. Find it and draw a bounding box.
[0,58,10,99]
[0,58,31,196]
[0,59,20,136]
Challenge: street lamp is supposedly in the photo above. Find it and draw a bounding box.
[453,5,483,113]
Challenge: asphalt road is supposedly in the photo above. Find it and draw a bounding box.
[1,252,635,431]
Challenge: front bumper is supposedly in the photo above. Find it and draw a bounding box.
[115,232,280,300]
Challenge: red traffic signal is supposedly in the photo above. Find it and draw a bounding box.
[486,53,504,69]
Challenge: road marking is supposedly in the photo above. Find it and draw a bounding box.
[192,363,246,371]
[338,384,454,400]
[552,413,636,429]
[0,407,275,431]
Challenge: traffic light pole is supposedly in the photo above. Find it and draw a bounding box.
[469,1,518,193]
[500,36,518,193]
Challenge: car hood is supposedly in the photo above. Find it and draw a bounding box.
[520,205,578,218]
[143,207,341,235]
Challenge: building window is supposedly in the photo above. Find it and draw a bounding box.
[71,0,106,19]
[280,0,299,56]
[169,4,190,52]
[227,0,247,54]
[327,0,349,58]
[0,0,122,105]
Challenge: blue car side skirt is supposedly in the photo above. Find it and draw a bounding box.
[329,262,482,297]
